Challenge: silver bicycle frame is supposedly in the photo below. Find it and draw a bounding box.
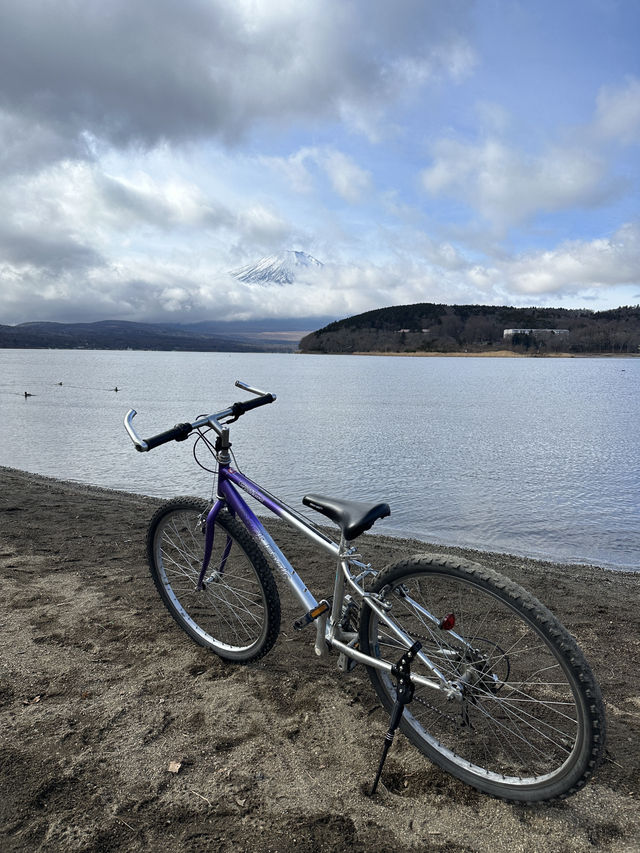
[216,465,457,696]
[126,389,460,698]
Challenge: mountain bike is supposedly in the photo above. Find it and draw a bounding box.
[124,381,606,802]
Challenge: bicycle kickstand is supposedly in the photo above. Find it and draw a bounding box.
[369,640,422,796]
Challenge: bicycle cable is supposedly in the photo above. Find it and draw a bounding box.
[192,424,219,473]
[190,419,348,536]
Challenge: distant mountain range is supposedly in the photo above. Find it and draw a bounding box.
[6,301,639,355]
[0,251,334,351]
[0,320,313,352]
[231,250,323,284]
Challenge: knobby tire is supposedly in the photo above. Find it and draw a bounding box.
[147,497,281,662]
[359,554,605,802]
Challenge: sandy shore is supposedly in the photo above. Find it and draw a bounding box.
[351,350,530,357]
[1,466,638,852]
[349,351,639,358]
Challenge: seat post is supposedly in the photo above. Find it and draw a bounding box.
[330,533,350,629]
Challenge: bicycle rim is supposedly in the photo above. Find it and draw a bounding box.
[360,556,604,801]
[149,499,279,661]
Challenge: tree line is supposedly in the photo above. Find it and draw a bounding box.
[299,303,640,355]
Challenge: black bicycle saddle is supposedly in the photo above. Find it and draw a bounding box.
[302,493,390,541]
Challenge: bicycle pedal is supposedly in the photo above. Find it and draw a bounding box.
[293,599,330,631]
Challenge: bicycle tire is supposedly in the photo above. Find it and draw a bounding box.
[147,497,281,662]
[358,554,605,802]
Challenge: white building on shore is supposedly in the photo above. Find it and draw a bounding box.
[503,328,570,339]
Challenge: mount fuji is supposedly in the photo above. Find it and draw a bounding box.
[231,250,323,285]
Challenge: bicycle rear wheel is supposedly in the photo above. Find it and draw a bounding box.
[147,497,281,662]
[359,554,605,802]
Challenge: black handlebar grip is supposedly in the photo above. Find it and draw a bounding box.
[144,422,192,450]
[231,394,276,417]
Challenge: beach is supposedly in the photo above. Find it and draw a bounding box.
[1,466,638,852]
[349,351,640,358]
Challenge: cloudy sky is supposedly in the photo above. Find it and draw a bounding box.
[1,0,639,326]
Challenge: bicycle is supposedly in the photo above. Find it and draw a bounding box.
[124,380,606,803]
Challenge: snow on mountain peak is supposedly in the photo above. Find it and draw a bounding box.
[231,250,323,285]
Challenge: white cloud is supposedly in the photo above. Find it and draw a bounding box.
[261,149,316,194]
[263,146,372,203]
[235,205,292,248]
[319,151,372,203]
[594,76,640,145]
[474,101,511,135]
[0,0,475,164]
[2,221,638,325]
[420,79,640,234]
[0,160,235,262]
[390,38,476,88]
[421,138,612,229]
[0,1,636,326]
[0,156,305,275]
[496,223,640,296]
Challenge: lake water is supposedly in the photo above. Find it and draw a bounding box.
[1,349,638,571]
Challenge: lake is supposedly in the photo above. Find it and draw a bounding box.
[1,349,638,571]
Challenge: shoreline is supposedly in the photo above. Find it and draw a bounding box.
[1,466,639,852]
[345,350,640,358]
[2,345,639,358]
[3,465,633,575]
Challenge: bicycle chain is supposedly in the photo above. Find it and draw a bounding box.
[412,693,464,725]
[405,633,504,728]
[376,590,497,728]
[398,624,503,729]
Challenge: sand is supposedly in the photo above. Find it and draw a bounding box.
[349,351,639,358]
[1,466,638,852]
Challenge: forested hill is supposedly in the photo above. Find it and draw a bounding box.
[299,303,640,355]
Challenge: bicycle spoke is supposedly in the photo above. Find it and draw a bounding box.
[149,501,279,660]
[360,556,605,799]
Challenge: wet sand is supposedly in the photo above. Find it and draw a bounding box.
[1,467,638,852]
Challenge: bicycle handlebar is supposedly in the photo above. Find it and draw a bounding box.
[229,393,276,418]
[124,382,276,452]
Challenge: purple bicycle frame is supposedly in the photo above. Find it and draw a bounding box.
[196,463,340,613]
[194,462,448,690]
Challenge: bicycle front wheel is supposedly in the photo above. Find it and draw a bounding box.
[359,554,605,802]
[147,497,281,662]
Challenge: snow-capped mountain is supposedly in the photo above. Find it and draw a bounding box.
[231,250,323,285]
